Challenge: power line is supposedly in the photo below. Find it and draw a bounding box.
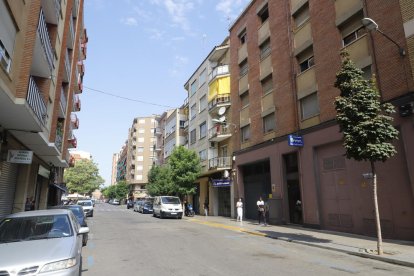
[83,86,176,108]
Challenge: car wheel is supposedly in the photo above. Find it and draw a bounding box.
[153,212,156,217]
[160,211,163,219]
[90,212,93,217]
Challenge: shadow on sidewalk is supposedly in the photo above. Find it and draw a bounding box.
[257,230,332,243]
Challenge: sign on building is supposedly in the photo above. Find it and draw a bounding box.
[7,150,33,164]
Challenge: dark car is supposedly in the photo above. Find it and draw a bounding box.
[127,200,134,209]
[141,202,153,214]
[50,205,88,246]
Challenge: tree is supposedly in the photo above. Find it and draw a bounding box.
[147,165,174,196]
[334,52,399,255]
[168,146,201,198]
[102,181,129,200]
[64,159,105,195]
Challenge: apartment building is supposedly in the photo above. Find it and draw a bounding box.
[111,153,119,185]
[229,0,414,240]
[184,39,234,217]
[163,108,187,160]
[0,0,87,215]
[116,142,127,183]
[125,116,158,199]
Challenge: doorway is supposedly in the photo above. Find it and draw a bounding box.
[283,153,302,224]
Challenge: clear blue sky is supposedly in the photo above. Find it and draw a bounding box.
[78,0,250,186]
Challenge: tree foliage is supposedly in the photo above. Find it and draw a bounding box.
[64,159,105,195]
[334,51,399,162]
[102,180,129,200]
[147,146,201,198]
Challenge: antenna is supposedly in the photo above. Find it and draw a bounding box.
[218,106,226,116]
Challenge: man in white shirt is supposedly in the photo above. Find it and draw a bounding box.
[257,197,265,225]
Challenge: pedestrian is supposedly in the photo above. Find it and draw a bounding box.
[236,198,243,222]
[204,201,209,216]
[257,197,265,225]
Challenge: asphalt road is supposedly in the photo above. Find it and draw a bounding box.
[81,203,414,276]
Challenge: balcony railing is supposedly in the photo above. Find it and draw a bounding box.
[27,77,47,126]
[60,87,67,116]
[67,17,74,49]
[37,10,54,71]
[208,124,231,140]
[55,130,63,152]
[63,49,70,82]
[73,95,81,112]
[68,135,77,148]
[208,65,229,82]
[208,93,231,111]
[208,157,231,169]
[71,113,79,129]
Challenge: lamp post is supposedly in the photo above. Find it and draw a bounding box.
[361,17,406,57]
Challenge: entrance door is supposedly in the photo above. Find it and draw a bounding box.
[284,153,302,224]
[218,186,231,217]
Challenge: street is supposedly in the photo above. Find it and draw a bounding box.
[82,203,414,276]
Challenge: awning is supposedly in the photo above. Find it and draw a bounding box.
[49,183,68,193]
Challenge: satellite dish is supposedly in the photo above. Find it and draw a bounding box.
[218,106,227,116]
[219,116,226,122]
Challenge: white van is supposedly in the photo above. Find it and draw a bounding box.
[153,196,183,219]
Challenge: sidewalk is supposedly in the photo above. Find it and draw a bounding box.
[185,215,414,268]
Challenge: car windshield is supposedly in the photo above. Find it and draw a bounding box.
[78,201,92,206]
[68,208,83,219]
[144,203,153,207]
[161,197,180,204]
[0,214,73,243]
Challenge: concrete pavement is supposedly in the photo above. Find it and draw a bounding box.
[186,215,414,268]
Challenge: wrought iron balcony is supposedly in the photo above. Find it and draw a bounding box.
[59,87,67,118]
[55,130,63,153]
[27,76,48,126]
[37,10,54,72]
[63,49,70,82]
[208,65,229,82]
[67,17,75,49]
[68,135,77,148]
[208,157,232,170]
[208,124,232,142]
[73,95,81,112]
[71,113,79,129]
[208,93,231,111]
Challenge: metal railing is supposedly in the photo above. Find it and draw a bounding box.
[54,0,62,20]
[64,49,70,81]
[68,18,74,48]
[208,65,229,81]
[208,157,231,169]
[55,131,63,152]
[208,124,231,139]
[208,93,231,110]
[27,77,47,126]
[60,87,67,115]
[37,10,54,71]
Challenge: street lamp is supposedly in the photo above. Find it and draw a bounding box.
[361,17,406,57]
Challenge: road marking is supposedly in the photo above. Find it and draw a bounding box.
[187,218,267,237]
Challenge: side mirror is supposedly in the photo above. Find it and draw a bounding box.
[78,227,90,235]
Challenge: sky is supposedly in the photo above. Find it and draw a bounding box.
[77,0,251,186]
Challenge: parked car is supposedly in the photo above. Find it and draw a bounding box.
[133,201,142,212]
[111,199,120,205]
[50,205,89,246]
[0,209,89,275]
[141,202,153,214]
[153,196,183,219]
[77,199,94,217]
[126,200,134,209]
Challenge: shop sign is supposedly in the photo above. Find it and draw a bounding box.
[212,179,231,187]
[288,135,304,147]
[7,150,33,164]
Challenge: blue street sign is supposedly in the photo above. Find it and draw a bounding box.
[288,135,304,147]
[212,179,232,187]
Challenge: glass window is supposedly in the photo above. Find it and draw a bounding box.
[297,47,315,73]
[190,129,196,144]
[136,165,143,171]
[191,79,198,95]
[138,119,145,124]
[137,147,144,153]
[137,156,144,161]
[199,69,207,85]
[199,149,207,161]
[293,4,309,28]
[263,113,276,133]
[239,29,247,44]
[239,59,249,77]
[199,95,207,112]
[241,125,250,142]
[340,11,365,47]
[138,137,144,143]
[240,92,249,108]
[258,4,269,23]
[301,92,319,119]
[199,122,207,139]
[260,39,271,60]
[135,175,143,180]
[261,75,273,94]
[138,128,145,133]
[190,104,197,119]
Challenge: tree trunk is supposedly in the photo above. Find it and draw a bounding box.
[371,161,383,255]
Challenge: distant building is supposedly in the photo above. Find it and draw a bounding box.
[111,153,119,185]
[69,150,92,162]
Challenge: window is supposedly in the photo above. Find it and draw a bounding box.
[259,39,271,60]
[138,119,145,124]
[138,137,144,143]
[190,129,196,144]
[293,4,309,28]
[199,122,207,139]
[241,125,250,142]
[0,0,16,73]
[297,47,314,73]
[137,156,144,161]
[258,4,269,23]
[239,59,249,77]
[138,128,145,134]
[239,29,247,44]
[263,113,276,133]
[361,65,372,80]
[136,165,143,171]
[135,175,143,180]
[300,92,319,119]
[137,147,144,153]
[240,92,249,108]
[199,95,207,112]
[179,120,186,128]
[261,75,273,95]
[190,103,197,119]
[340,11,365,47]
[191,79,198,96]
[199,69,207,85]
[199,149,207,161]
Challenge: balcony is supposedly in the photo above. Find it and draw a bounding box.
[63,49,70,82]
[77,60,85,75]
[208,157,231,170]
[68,135,77,148]
[68,154,75,167]
[208,65,229,82]
[208,124,232,142]
[32,9,54,77]
[73,95,81,112]
[74,67,82,94]
[208,93,231,112]
[154,127,162,136]
[72,0,79,17]
[27,77,48,126]
[80,43,87,60]
[59,87,67,118]
[41,0,61,25]
[67,18,75,49]
[71,113,79,129]
[55,129,63,153]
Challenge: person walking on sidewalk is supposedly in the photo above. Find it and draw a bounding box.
[236,198,243,222]
[257,197,265,225]
[203,201,209,216]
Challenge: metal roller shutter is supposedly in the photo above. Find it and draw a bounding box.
[0,162,18,218]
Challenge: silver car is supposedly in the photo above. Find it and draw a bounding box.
[0,209,89,275]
